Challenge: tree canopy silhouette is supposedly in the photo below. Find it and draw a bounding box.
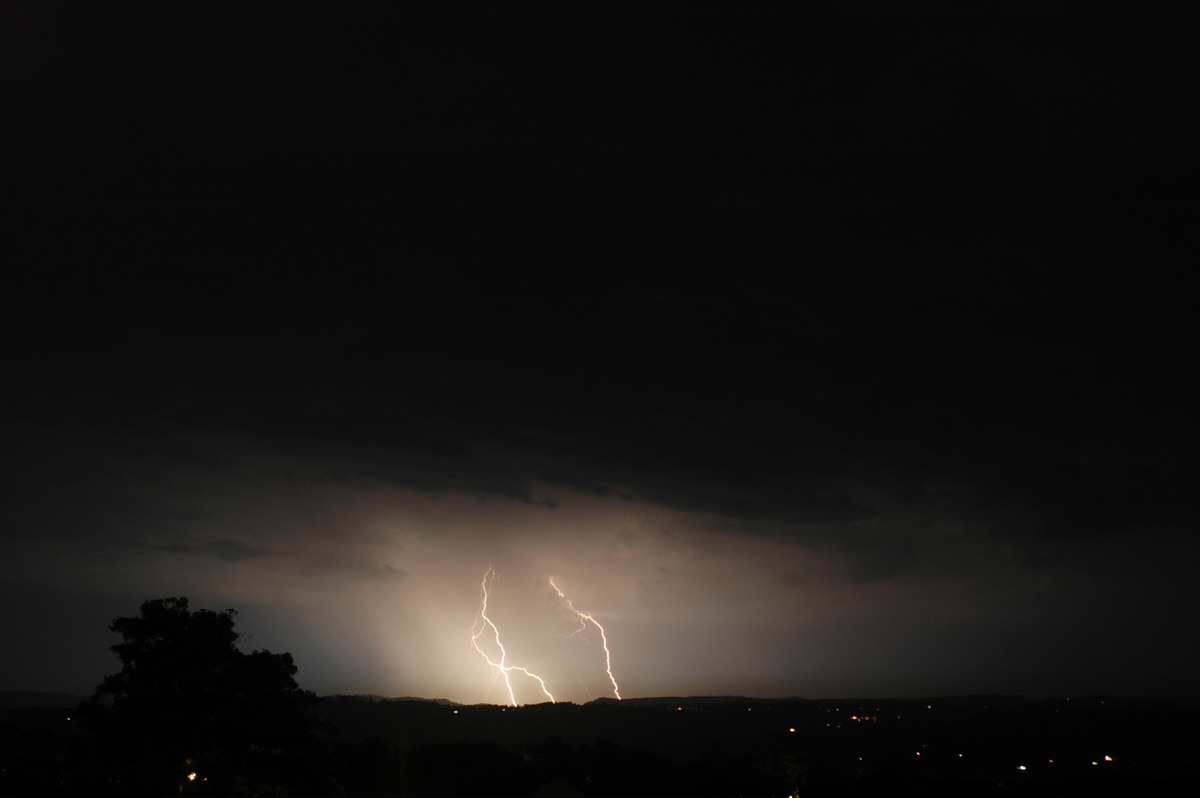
[82,597,336,797]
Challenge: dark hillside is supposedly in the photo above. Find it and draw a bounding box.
[314,694,1200,796]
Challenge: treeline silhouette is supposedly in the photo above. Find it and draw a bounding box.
[3,598,340,797]
[2,598,1198,797]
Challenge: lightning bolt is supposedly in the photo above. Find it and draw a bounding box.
[550,578,622,700]
[470,567,556,706]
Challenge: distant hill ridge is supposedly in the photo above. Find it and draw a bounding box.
[6,690,1187,711]
[319,693,1033,708]
[322,694,461,706]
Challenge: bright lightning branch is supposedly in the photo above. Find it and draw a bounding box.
[469,568,623,705]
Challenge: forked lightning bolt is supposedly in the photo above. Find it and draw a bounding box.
[550,578,622,700]
[470,567,555,706]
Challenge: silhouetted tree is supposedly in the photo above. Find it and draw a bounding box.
[81,597,339,797]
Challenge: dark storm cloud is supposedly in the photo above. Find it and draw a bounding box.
[830,533,921,585]
[5,249,1190,597]
[297,556,407,583]
[37,264,1193,584]
[143,538,274,562]
[3,2,1198,701]
[778,571,805,587]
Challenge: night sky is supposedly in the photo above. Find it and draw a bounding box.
[3,2,1198,705]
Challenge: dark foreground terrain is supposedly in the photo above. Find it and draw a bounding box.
[3,691,1197,797]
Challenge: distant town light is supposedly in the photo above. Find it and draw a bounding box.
[187,772,197,781]
[1017,765,1027,771]
[1104,755,1113,762]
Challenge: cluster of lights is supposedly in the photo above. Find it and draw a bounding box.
[1016,755,1113,772]
[898,749,1119,772]
[180,762,207,792]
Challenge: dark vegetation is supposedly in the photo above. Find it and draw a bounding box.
[4,598,339,797]
[2,598,1198,796]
